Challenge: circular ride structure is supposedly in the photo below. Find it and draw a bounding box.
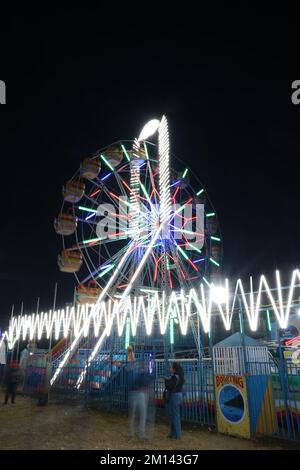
[55,117,223,308]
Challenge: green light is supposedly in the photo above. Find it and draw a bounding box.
[83,237,102,244]
[211,236,221,242]
[266,310,272,332]
[143,143,149,160]
[182,229,198,236]
[170,318,174,345]
[239,312,244,334]
[118,198,133,209]
[209,257,220,267]
[100,154,115,172]
[182,168,188,179]
[121,144,130,162]
[78,206,98,213]
[206,212,215,218]
[174,204,185,215]
[188,243,202,254]
[202,276,211,287]
[125,318,130,349]
[140,183,151,203]
[177,245,189,261]
[98,264,115,278]
[196,189,204,196]
[166,257,171,270]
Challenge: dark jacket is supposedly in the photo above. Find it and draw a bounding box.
[165,373,184,393]
[4,367,21,386]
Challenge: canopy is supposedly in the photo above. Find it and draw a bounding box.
[214,332,261,348]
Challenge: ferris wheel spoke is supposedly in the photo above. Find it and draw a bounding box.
[54,119,222,386]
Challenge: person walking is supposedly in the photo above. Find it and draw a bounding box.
[128,360,152,440]
[164,362,185,440]
[3,361,21,404]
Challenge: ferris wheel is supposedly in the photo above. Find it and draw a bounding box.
[54,117,222,305]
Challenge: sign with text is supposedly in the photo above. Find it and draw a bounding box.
[215,374,250,438]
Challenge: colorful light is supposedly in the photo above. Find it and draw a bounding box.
[5,269,300,351]
[121,144,131,162]
[101,173,112,181]
[137,119,160,142]
[182,168,188,179]
[98,264,115,278]
[209,258,220,267]
[100,154,115,172]
[159,115,171,226]
[266,309,272,332]
[79,206,98,213]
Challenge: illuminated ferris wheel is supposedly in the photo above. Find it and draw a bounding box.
[54,117,222,305]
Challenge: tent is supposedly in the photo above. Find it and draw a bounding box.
[214,332,261,348]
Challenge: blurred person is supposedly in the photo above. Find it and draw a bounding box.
[164,362,185,439]
[3,361,22,405]
[128,360,152,440]
[0,335,6,383]
[37,353,52,406]
[126,344,135,362]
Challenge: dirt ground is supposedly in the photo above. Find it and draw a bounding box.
[0,395,291,450]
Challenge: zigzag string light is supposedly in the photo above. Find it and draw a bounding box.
[2,270,300,353]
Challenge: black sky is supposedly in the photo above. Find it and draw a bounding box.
[0,8,299,324]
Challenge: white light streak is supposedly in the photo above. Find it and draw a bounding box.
[4,270,300,353]
[159,115,171,230]
[137,119,160,142]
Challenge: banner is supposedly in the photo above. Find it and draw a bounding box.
[215,374,250,438]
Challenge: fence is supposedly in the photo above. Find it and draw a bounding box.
[17,344,300,443]
[49,352,216,426]
[213,345,300,441]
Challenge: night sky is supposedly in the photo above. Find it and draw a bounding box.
[0,9,299,325]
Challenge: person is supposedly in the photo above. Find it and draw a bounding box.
[127,345,135,362]
[128,360,152,440]
[3,361,21,405]
[37,353,52,406]
[0,336,6,383]
[164,362,185,439]
[19,345,29,370]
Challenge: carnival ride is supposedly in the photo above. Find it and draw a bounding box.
[51,116,222,389]
[1,116,300,439]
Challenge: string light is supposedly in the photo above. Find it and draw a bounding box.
[5,270,300,350]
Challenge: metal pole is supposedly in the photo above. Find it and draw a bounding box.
[277,323,292,438]
[197,314,201,361]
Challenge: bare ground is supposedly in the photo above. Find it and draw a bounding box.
[0,395,289,450]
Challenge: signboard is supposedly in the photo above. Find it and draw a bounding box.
[215,375,250,438]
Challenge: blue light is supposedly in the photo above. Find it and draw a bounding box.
[170,180,180,188]
[101,173,112,181]
[99,263,113,270]
[85,212,96,221]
